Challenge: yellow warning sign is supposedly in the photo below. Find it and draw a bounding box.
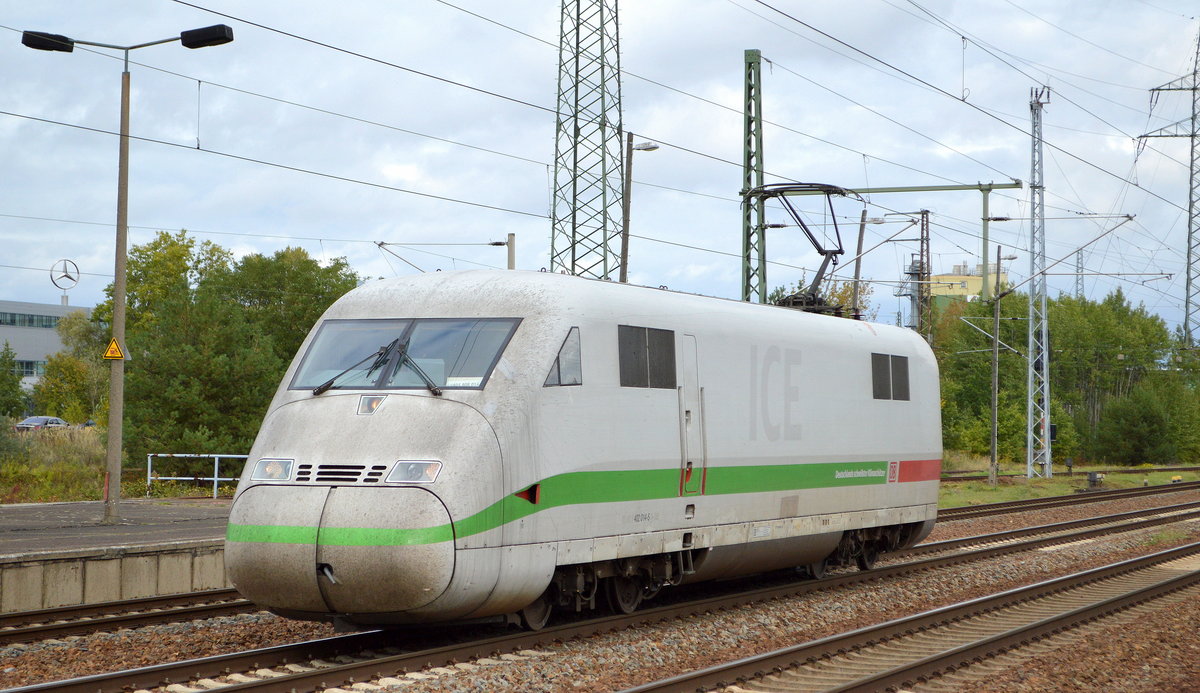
[103,338,125,360]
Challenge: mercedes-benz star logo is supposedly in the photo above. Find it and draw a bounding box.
[50,259,80,290]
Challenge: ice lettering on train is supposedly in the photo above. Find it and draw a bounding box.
[749,345,802,442]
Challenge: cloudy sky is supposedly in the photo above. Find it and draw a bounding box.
[2,0,1197,331]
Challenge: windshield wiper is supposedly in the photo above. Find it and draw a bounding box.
[394,340,443,397]
[312,339,397,396]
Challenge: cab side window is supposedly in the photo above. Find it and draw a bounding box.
[544,327,582,386]
[871,352,910,401]
[618,325,676,389]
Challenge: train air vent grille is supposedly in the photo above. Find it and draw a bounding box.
[298,464,393,484]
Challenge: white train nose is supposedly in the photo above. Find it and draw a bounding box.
[226,484,455,615]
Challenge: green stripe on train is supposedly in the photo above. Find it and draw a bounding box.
[225,461,890,547]
[225,523,454,546]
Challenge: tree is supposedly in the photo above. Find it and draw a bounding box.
[1132,374,1200,465]
[209,247,359,364]
[107,234,357,470]
[1096,382,1176,465]
[933,286,1183,465]
[124,283,284,468]
[934,290,1030,460]
[33,356,85,421]
[57,310,107,358]
[0,342,24,418]
[1049,289,1172,447]
[92,230,233,332]
[32,311,108,425]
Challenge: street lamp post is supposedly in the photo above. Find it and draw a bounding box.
[22,25,234,524]
[618,132,659,283]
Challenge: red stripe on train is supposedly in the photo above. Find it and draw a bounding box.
[897,458,942,482]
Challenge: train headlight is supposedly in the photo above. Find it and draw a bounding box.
[387,460,442,484]
[250,458,294,481]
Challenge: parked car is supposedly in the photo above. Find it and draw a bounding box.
[14,416,70,432]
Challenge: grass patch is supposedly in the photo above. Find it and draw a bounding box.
[133,479,237,499]
[941,450,1029,477]
[0,424,237,503]
[1142,528,1190,547]
[941,450,991,474]
[939,467,1200,508]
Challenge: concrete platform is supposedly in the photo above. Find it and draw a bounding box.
[0,498,231,613]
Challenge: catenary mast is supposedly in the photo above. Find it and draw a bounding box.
[1027,87,1052,479]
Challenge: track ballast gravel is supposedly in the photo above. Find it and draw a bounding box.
[1,487,1197,692]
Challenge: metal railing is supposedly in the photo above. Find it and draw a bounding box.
[145,453,246,498]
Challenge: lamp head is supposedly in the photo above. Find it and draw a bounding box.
[180,24,234,49]
[22,31,74,52]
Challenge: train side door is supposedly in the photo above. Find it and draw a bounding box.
[678,334,707,495]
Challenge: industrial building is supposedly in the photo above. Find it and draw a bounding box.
[0,299,92,390]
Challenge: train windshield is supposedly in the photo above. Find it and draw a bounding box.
[290,318,520,392]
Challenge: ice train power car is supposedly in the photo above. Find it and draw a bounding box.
[225,270,941,629]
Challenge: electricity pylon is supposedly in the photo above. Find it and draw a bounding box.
[1141,32,1200,345]
[551,0,624,279]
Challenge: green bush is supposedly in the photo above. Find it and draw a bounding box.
[1097,385,1177,465]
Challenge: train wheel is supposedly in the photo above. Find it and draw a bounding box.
[856,542,880,571]
[519,588,554,630]
[803,556,829,579]
[604,576,643,614]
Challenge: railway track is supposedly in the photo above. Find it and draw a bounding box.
[10,499,1200,693]
[940,465,1200,483]
[2,482,1195,648]
[937,478,1200,520]
[0,589,250,646]
[624,542,1200,693]
[906,497,1200,558]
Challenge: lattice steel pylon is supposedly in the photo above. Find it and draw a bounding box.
[742,49,766,302]
[1075,250,1086,298]
[1141,32,1200,345]
[550,0,624,279]
[895,210,932,341]
[1027,86,1052,479]
[917,210,932,342]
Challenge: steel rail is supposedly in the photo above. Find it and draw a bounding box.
[6,485,1193,647]
[938,479,1200,519]
[12,507,1200,693]
[5,629,403,693]
[907,498,1200,557]
[0,495,1176,648]
[835,568,1199,692]
[619,542,1200,692]
[941,465,1200,483]
[0,589,251,645]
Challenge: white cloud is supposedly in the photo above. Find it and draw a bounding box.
[0,0,1195,331]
